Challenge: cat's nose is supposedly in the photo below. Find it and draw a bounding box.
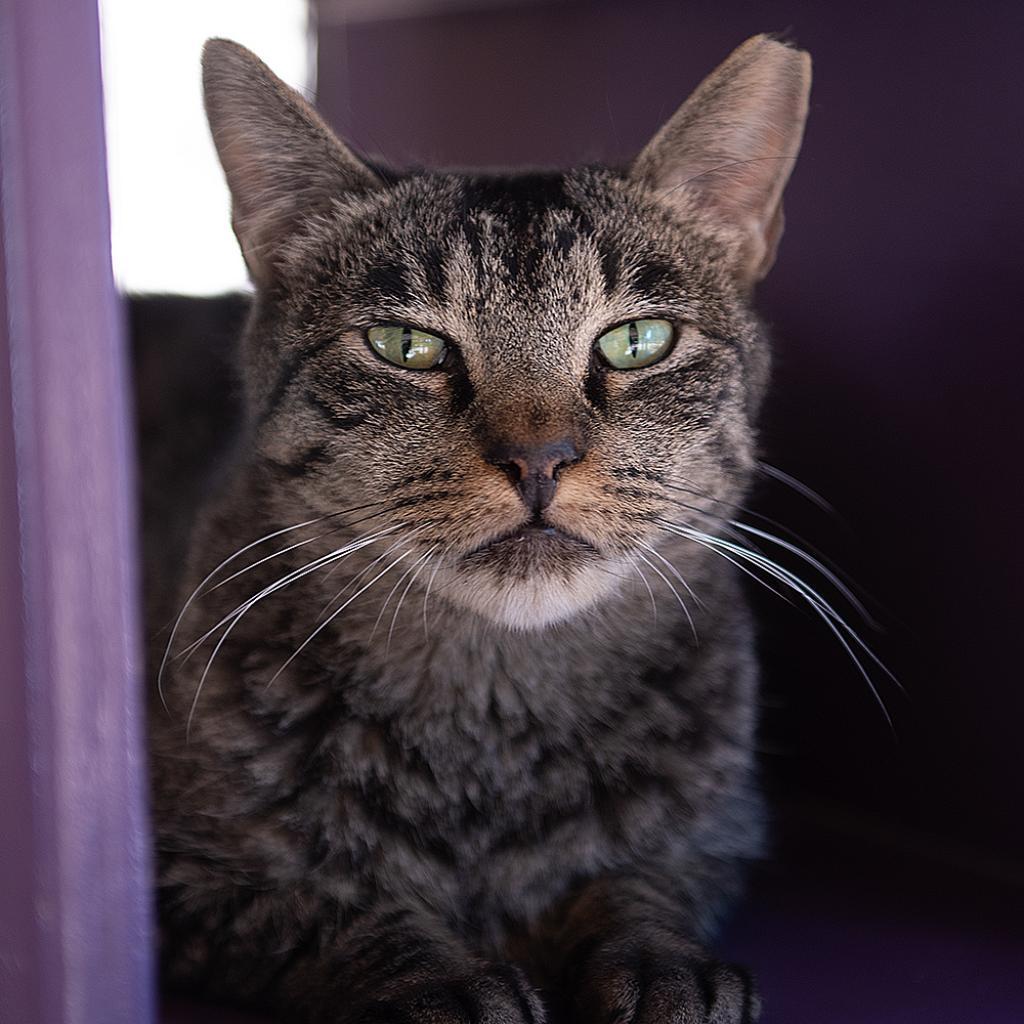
[486,438,582,513]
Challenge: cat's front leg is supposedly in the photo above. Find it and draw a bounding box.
[550,877,759,1024]
[271,901,544,1024]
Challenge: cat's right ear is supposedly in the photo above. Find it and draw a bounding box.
[202,38,380,288]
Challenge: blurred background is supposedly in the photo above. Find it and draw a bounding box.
[100,0,1024,1019]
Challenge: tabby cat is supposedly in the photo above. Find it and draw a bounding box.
[150,34,812,1024]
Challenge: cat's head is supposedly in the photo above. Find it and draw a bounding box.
[202,36,810,631]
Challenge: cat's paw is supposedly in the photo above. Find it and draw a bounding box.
[357,964,544,1024]
[572,951,759,1024]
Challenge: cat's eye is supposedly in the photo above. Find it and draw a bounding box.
[596,319,674,370]
[367,325,448,370]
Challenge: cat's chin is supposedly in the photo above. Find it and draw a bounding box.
[437,556,620,632]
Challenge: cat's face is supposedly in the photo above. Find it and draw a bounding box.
[203,36,810,630]
[251,172,763,629]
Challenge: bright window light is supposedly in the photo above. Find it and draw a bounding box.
[99,0,312,295]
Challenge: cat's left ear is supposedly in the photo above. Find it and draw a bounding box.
[631,35,811,288]
[202,38,381,288]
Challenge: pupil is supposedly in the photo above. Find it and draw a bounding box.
[400,327,413,360]
[627,321,639,358]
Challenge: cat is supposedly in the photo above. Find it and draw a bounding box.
[149,33,811,1024]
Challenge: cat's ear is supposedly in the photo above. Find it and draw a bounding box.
[202,38,380,288]
[631,35,811,288]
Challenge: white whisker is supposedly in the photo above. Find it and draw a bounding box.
[176,525,400,664]
[631,560,659,622]
[264,549,415,690]
[316,526,428,624]
[158,501,390,709]
[659,522,793,606]
[388,548,437,654]
[182,526,401,739]
[158,510,333,711]
[757,460,834,512]
[635,548,698,644]
[210,504,397,597]
[638,539,705,610]
[211,532,330,593]
[727,519,878,628]
[657,519,899,729]
[370,545,436,644]
[421,548,449,639]
[687,527,890,674]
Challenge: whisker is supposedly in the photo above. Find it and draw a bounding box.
[635,550,700,643]
[421,549,449,639]
[388,548,441,654]
[264,550,415,690]
[637,539,705,610]
[371,545,438,646]
[658,520,899,729]
[663,483,872,626]
[182,527,403,736]
[593,564,641,586]
[636,542,701,643]
[756,460,834,513]
[631,561,659,622]
[210,504,398,595]
[658,493,769,554]
[661,521,839,632]
[313,505,425,591]
[664,479,867,603]
[210,533,327,594]
[727,520,879,629]
[157,500,387,711]
[687,527,886,665]
[658,522,793,606]
[665,480,822,554]
[315,526,428,624]
[176,525,400,663]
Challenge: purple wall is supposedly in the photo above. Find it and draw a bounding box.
[317,0,1024,857]
[0,0,155,1020]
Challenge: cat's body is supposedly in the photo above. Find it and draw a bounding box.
[149,36,811,1024]
[154,464,761,1003]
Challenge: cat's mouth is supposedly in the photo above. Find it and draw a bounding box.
[464,520,597,561]
[438,519,613,629]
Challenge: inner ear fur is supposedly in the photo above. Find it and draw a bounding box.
[631,34,812,288]
[202,38,380,288]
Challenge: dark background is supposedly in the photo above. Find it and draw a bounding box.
[314,0,1024,861]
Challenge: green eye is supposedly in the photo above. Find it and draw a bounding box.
[367,325,448,370]
[596,319,674,370]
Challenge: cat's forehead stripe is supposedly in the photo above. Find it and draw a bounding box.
[351,170,694,336]
[458,173,578,228]
[450,173,598,293]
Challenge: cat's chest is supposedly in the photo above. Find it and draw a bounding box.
[216,643,704,925]
[293,687,695,926]
[316,710,593,856]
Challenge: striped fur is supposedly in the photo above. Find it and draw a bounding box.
[149,35,811,1024]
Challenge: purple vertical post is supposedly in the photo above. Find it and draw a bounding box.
[0,0,155,1021]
